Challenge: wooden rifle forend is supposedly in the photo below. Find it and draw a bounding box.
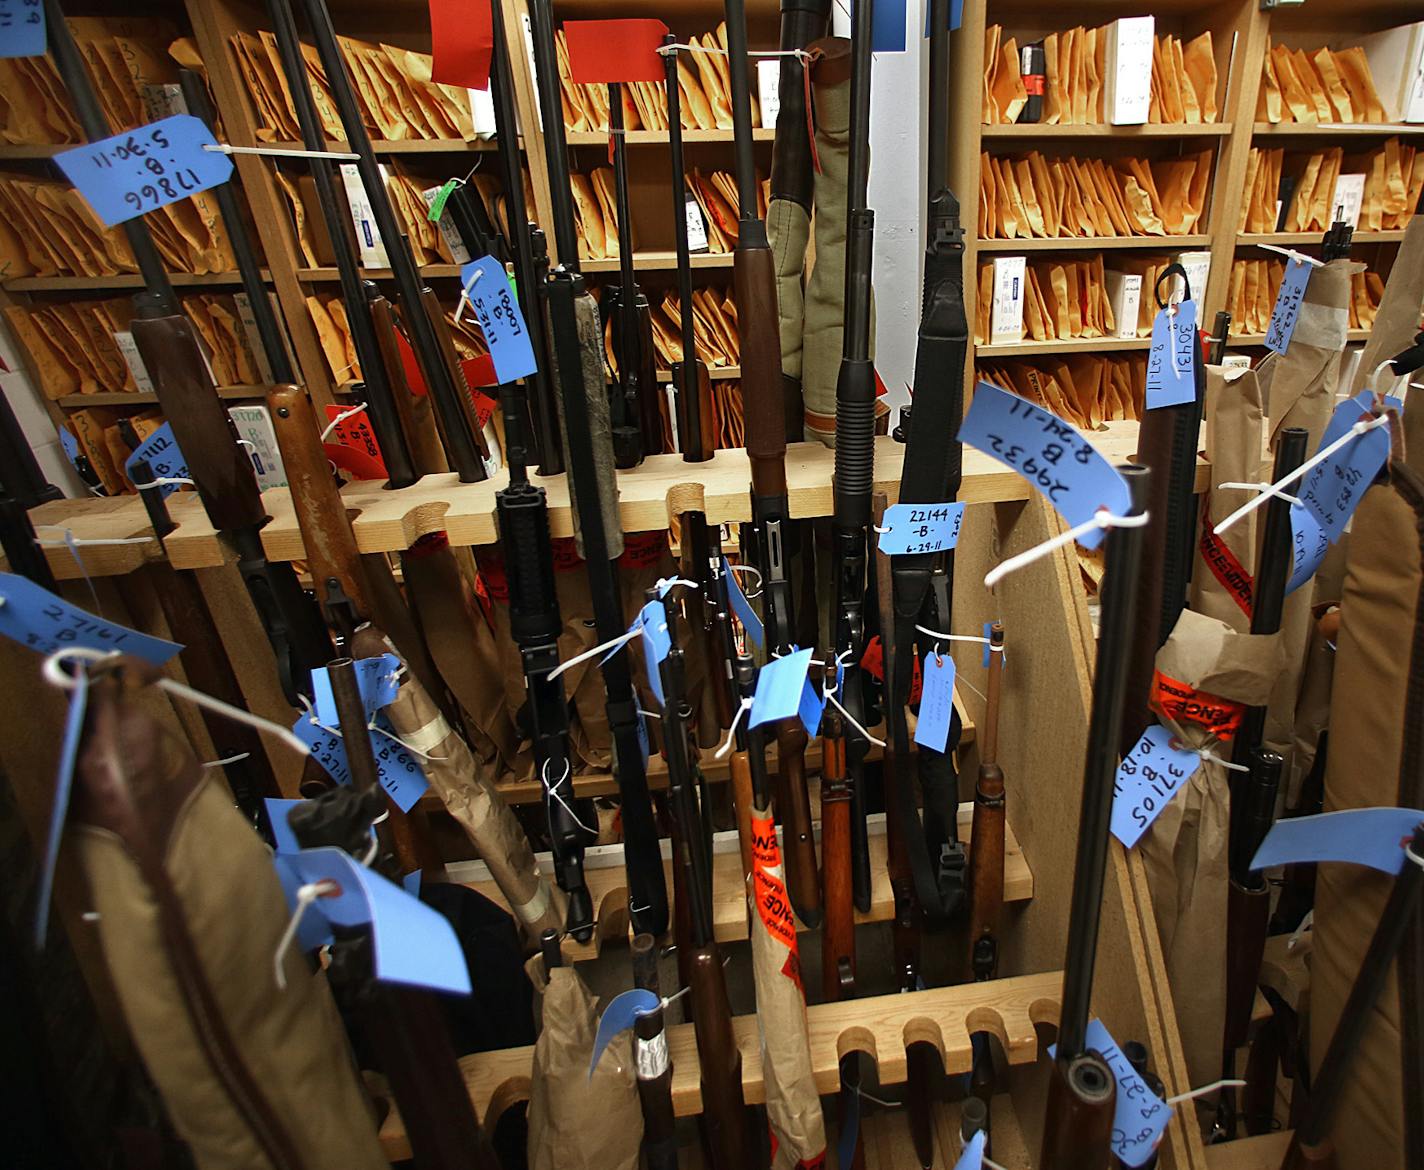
[370,290,448,476]
[775,719,822,929]
[418,288,490,460]
[820,714,855,1002]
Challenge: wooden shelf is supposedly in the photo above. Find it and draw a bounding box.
[266,137,498,153]
[977,235,1212,253]
[6,272,264,292]
[582,251,735,272]
[656,365,739,382]
[981,122,1231,139]
[374,968,1063,1160]
[297,264,461,282]
[455,803,1022,963]
[1253,121,1424,138]
[54,386,265,408]
[566,128,775,146]
[1237,231,1406,247]
[977,336,1151,357]
[145,422,1211,571]
[1229,328,1369,347]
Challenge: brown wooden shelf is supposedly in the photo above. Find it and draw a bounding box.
[6,271,265,292]
[977,336,1152,357]
[54,386,265,408]
[1253,121,1424,138]
[655,364,739,382]
[565,127,775,145]
[977,235,1212,253]
[1237,230,1406,247]
[266,137,500,153]
[1229,328,1369,347]
[297,253,734,280]
[981,122,1231,139]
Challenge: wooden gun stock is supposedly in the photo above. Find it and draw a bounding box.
[1040,1054,1117,1170]
[735,239,789,499]
[418,288,490,460]
[775,719,822,929]
[371,292,447,475]
[672,359,719,462]
[820,725,855,1002]
[687,943,752,1168]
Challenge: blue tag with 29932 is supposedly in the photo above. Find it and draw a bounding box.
[460,256,538,384]
[55,115,234,229]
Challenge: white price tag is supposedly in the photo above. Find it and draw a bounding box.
[685,193,709,253]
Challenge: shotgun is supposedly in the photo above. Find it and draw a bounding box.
[43,1,331,710]
[1208,311,1230,366]
[604,80,662,467]
[723,0,820,930]
[528,0,668,942]
[665,40,734,740]
[655,590,753,1169]
[766,0,832,439]
[1041,464,1149,1170]
[966,621,1006,984]
[631,933,678,1170]
[292,0,488,481]
[252,3,420,488]
[890,0,970,927]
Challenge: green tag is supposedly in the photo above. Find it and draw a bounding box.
[427,179,459,223]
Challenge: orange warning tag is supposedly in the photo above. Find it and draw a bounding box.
[1151,670,1244,741]
[749,815,801,976]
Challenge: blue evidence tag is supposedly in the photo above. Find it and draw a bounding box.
[953,1131,986,1170]
[923,0,964,35]
[637,600,671,707]
[1,0,45,58]
[749,648,814,729]
[1145,300,1197,410]
[1295,397,1392,545]
[1250,806,1424,876]
[54,114,233,228]
[460,256,538,383]
[914,651,956,752]
[1049,1019,1170,1168]
[310,654,401,726]
[877,501,965,556]
[1264,258,1312,355]
[289,712,429,812]
[871,0,905,52]
[723,555,764,648]
[589,987,660,1079]
[0,572,182,664]
[1110,724,1202,849]
[123,421,188,498]
[958,381,1130,549]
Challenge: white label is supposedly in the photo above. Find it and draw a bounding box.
[756,59,780,129]
[665,385,681,453]
[340,163,391,269]
[141,83,186,121]
[1331,173,1366,230]
[228,404,289,491]
[467,86,496,140]
[1105,271,1142,339]
[113,331,154,392]
[522,12,542,129]
[421,186,472,264]
[990,256,1026,344]
[1221,354,1252,372]
[1107,17,1154,125]
[1175,251,1211,305]
[685,193,709,253]
[635,1032,669,1079]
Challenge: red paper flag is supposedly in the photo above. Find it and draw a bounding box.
[429,0,493,89]
[562,19,669,84]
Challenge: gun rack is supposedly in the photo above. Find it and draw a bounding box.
[11,422,1213,580]
[376,970,1065,1162]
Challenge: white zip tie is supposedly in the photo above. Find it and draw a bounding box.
[714,697,754,759]
[367,719,448,763]
[549,624,643,680]
[320,402,368,443]
[1166,1078,1246,1107]
[542,757,596,834]
[296,694,344,739]
[957,674,987,705]
[34,525,153,547]
[656,42,812,61]
[1407,843,1424,871]
[41,646,117,685]
[656,576,699,595]
[205,142,360,161]
[636,708,662,720]
[454,266,484,326]
[1218,481,1303,508]
[273,879,339,990]
[204,752,251,768]
[1215,414,1392,537]
[984,510,1150,589]
[913,625,996,647]
[1289,909,1314,950]
[827,691,885,747]
[1257,244,1326,268]
[134,476,196,490]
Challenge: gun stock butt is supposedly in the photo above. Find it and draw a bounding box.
[1039,1053,1117,1170]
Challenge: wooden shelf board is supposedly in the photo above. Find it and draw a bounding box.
[565,128,775,145]
[297,264,461,281]
[977,235,1212,253]
[655,365,739,382]
[1229,328,1369,347]
[148,422,1207,571]
[977,336,1151,357]
[982,122,1230,139]
[582,251,735,272]
[456,801,1021,964]
[1237,231,1406,247]
[374,968,1064,1160]
[1204,1132,1294,1169]
[22,495,166,579]
[1253,121,1424,137]
[54,386,265,409]
[0,143,68,158]
[5,271,264,292]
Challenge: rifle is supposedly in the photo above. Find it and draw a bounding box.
[631,933,678,1170]
[766,0,832,440]
[1208,311,1230,366]
[43,0,331,710]
[1122,265,1206,752]
[1041,463,1149,1170]
[604,81,662,467]
[527,0,668,941]
[259,0,416,488]
[289,0,489,482]
[967,621,1007,983]
[722,0,820,929]
[889,0,970,927]
[655,589,753,1169]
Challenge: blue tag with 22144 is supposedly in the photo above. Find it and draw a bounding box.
[123,421,188,499]
[1145,300,1197,410]
[1265,258,1312,355]
[460,256,538,383]
[958,381,1130,550]
[877,501,965,556]
[0,572,182,664]
[54,115,234,228]
[1110,723,1201,849]
[1,0,46,58]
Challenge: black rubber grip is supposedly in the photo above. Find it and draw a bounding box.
[833,357,876,526]
[497,484,561,645]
